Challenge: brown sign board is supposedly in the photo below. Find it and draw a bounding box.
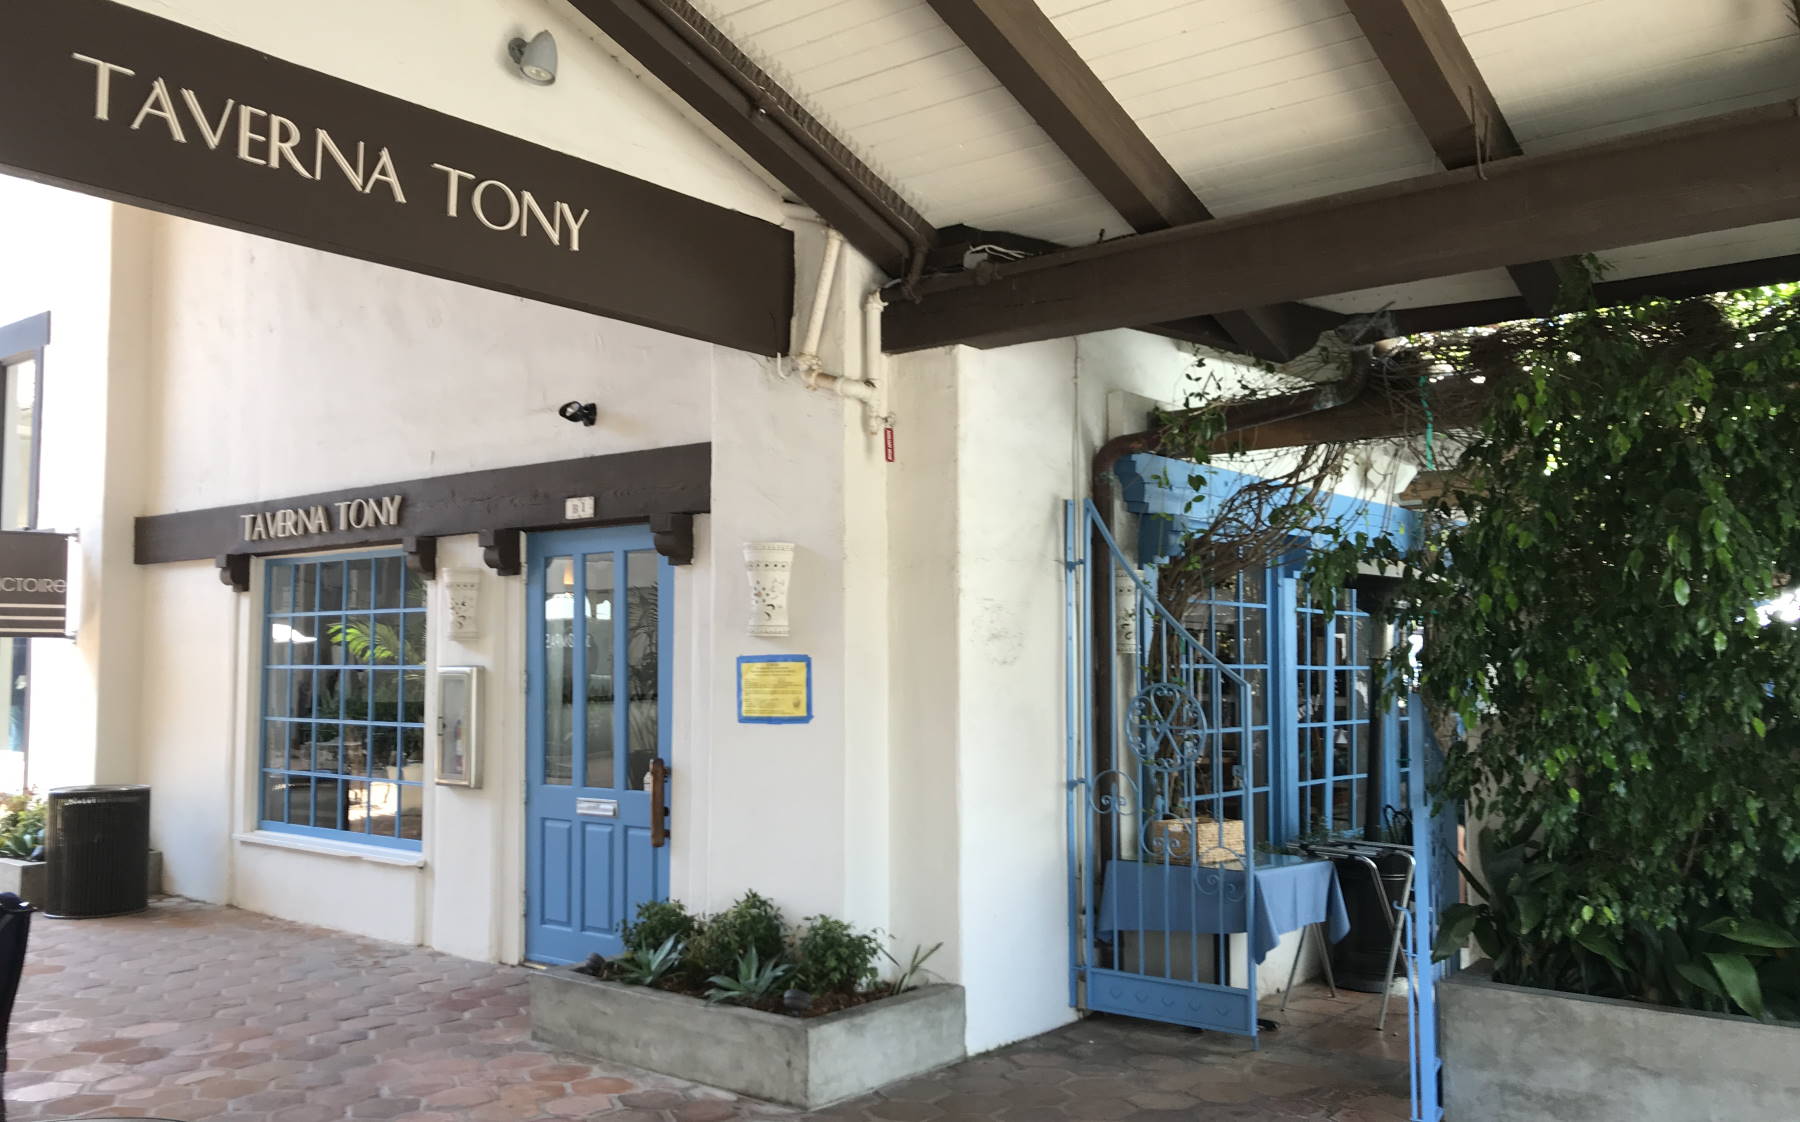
[0,532,71,638]
[0,0,792,355]
[134,443,709,565]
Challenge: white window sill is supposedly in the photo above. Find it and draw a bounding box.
[233,831,426,868]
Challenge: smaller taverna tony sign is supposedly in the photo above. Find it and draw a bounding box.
[241,494,402,543]
[0,531,73,638]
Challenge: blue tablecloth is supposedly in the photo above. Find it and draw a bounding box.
[1096,854,1350,963]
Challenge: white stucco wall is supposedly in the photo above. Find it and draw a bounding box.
[0,175,148,794]
[130,208,910,953]
[888,327,1417,1051]
[93,0,912,959]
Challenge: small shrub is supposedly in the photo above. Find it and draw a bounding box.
[624,898,700,955]
[790,915,879,997]
[687,890,785,981]
[0,791,43,860]
[613,935,685,986]
[704,947,791,1006]
[882,941,943,995]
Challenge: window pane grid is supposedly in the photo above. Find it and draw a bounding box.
[1178,569,1274,845]
[1297,591,1372,835]
[261,554,425,849]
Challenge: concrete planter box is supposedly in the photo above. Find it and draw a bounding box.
[1441,966,1800,1121]
[0,849,163,904]
[529,968,965,1108]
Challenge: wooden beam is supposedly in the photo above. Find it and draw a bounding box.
[1213,378,1490,452]
[1344,0,1515,169]
[1385,251,1800,336]
[883,102,1800,352]
[1343,0,1571,315]
[567,0,933,276]
[135,445,711,565]
[925,0,1321,361]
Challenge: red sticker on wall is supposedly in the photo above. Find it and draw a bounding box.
[884,427,895,463]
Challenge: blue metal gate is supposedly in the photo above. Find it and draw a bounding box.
[1065,500,1262,1036]
[1065,498,1445,1119]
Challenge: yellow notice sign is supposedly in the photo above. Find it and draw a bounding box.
[738,655,812,723]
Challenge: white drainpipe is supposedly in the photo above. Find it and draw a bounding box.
[787,227,890,436]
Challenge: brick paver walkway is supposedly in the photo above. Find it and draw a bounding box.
[2,900,1410,1121]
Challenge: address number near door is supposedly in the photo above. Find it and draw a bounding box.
[575,798,619,817]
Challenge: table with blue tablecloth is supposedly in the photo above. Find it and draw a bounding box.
[1096,852,1349,963]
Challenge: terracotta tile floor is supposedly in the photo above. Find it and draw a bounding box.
[1,900,1412,1122]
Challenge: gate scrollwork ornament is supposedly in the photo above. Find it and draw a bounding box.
[1126,681,1209,771]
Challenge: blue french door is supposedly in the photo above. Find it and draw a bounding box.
[526,525,673,964]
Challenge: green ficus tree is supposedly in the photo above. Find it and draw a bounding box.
[1309,288,1800,1017]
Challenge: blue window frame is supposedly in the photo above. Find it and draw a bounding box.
[259,552,426,849]
[1124,453,1415,848]
[1178,567,1386,846]
[1179,567,1273,846]
[1294,587,1374,836]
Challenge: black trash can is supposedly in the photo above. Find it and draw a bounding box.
[44,785,150,919]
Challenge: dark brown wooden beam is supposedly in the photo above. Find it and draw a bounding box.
[883,102,1800,352]
[1213,378,1489,452]
[1386,251,1800,336]
[568,0,934,276]
[1343,0,1570,315]
[926,0,1322,361]
[136,444,710,566]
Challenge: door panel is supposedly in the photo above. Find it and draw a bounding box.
[539,819,573,928]
[526,525,672,964]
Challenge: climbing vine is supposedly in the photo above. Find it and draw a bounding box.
[1306,287,1800,1018]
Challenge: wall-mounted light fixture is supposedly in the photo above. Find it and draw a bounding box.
[557,401,597,426]
[508,30,559,85]
[744,542,794,637]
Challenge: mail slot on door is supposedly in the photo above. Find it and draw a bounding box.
[575,798,618,818]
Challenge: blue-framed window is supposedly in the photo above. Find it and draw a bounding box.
[1295,589,1373,835]
[260,553,426,849]
[1122,453,1413,847]
[1177,568,1387,846]
[1180,568,1273,847]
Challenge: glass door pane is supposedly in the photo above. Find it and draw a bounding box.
[584,555,616,790]
[625,551,660,792]
[542,557,575,785]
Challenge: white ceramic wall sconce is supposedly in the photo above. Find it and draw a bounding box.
[744,542,795,637]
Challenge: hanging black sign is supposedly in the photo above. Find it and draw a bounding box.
[0,532,71,638]
[0,0,792,355]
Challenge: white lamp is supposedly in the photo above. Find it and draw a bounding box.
[508,30,558,85]
[744,543,795,637]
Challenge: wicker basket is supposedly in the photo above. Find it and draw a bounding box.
[1146,816,1247,868]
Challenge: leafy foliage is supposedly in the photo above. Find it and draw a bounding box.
[880,940,943,996]
[1308,287,1800,1018]
[586,893,896,1011]
[327,620,401,664]
[608,935,686,987]
[789,915,880,996]
[685,890,788,984]
[704,947,792,1006]
[623,899,700,956]
[1434,827,1800,1020]
[0,791,44,860]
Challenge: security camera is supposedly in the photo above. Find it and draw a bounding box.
[558,401,597,426]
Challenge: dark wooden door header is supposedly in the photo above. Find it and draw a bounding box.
[136,443,710,582]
